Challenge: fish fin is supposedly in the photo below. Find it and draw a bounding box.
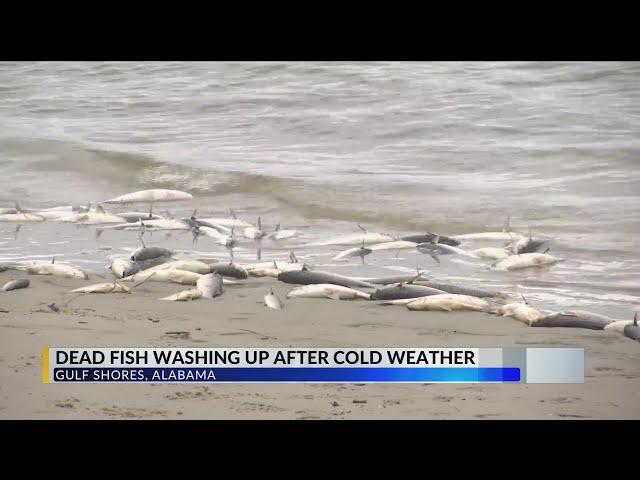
[14,201,23,213]
[521,294,529,305]
[51,256,55,264]
[507,232,518,254]
[229,208,237,219]
[415,266,429,281]
[257,216,262,230]
[503,215,511,233]
[289,250,298,263]
[634,312,638,326]
[96,205,106,214]
[357,224,367,233]
[275,223,280,232]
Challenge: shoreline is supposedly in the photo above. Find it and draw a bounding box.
[1,270,639,419]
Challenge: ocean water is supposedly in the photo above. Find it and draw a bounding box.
[0,61,638,318]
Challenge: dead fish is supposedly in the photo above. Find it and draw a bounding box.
[624,313,640,342]
[126,269,202,285]
[208,262,249,279]
[150,260,211,274]
[333,241,372,264]
[286,284,370,300]
[244,216,266,240]
[496,302,541,326]
[110,258,140,278]
[160,289,203,301]
[532,310,615,330]
[367,240,418,251]
[304,228,393,247]
[0,202,45,222]
[492,253,564,271]
[401,233,460,246]
[277,269,376,289]
[17,257,88,280]
[196,272,224,299]
[72,282,131,294]
[451,216,526,243]
[266,223,297,241]
[371,283,446,301]
[406,294,491,312]
[413,279,502,298]
[249,261,281,278]
[2,278,30,292]
[130,246,173,263]
[75,206,126,225]
[356,274,428,285]
[264,289,283,309]
[102,189,193,204]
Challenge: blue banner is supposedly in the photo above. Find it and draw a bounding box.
[52,367,520,383]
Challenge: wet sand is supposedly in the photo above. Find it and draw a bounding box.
[0,269,639,420]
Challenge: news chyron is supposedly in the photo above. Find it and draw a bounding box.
[43,347,584,384]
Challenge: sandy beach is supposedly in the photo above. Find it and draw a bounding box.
[1,269,639,420]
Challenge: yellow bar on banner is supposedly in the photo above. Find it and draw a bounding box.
[42,348,49,384]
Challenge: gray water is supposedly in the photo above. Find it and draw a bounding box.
[1,62,639,318]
